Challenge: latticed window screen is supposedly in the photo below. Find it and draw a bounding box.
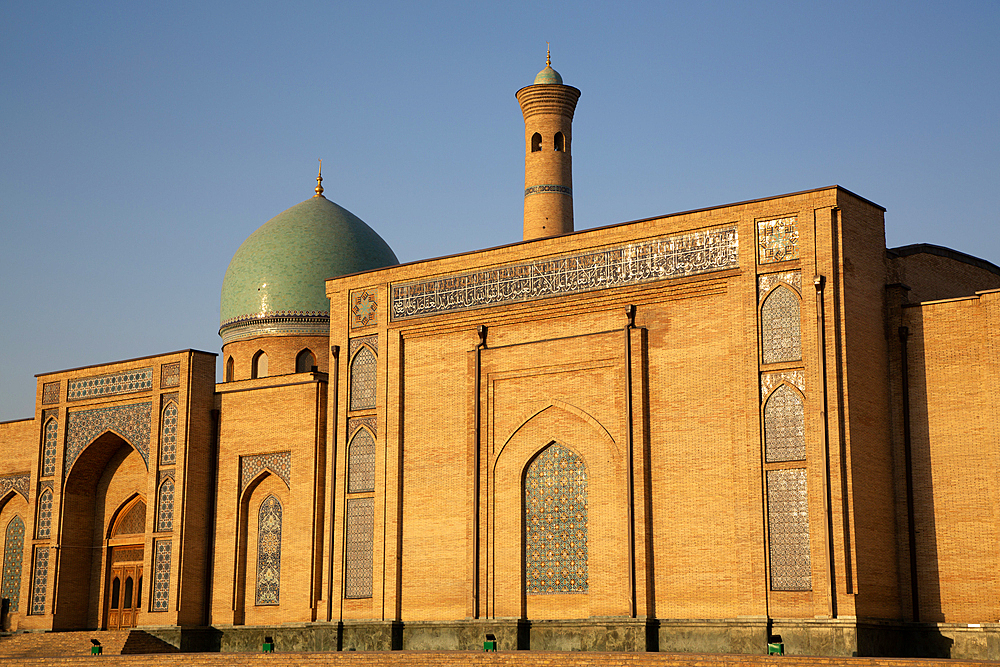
[157,478,175,532]
[152,539,171,611]
[344,497,374,598]
[349,346,377,411]
[766,468,811,591]
[36,489,53,539]
[761,286,802,363]
[764,385,805,462]
[2,516,25,612]
[160,402,178,466]
[42,419,58,477]
[114,500,146,536]
[30,547,49,615]
[348,430,376,493]
[256,495,282,606]
[524,442,588,594]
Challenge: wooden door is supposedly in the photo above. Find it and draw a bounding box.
[107,547,143,630]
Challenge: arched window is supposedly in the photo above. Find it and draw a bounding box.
[349,346,376,411]
[226,356,234,382]
[252,351,268,379]
[2,515,25,611]
[348,429,376,493]
[295,349,316,374]
[761,285,801,364]
[41,418,58,477]
[256,495,282,606]
[531,132,542,152]
[524,442,588,594]
[35,489,53,539]
[764,385,805,462]
[160,401,178,466]
[554,132,564,152]
[110,576,121,609]
[157,478,175,532]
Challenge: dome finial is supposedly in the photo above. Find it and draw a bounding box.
[314,159,324,198]
[546,42,551,67]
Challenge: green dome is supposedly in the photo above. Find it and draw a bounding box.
[534,64,563,85]
[220,195,398,343]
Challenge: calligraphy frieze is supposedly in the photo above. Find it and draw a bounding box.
[390,225,739,321]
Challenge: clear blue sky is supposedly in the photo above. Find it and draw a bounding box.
[2,1,998,421]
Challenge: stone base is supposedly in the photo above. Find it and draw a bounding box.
[526,618,654,651]
[402,619,524,651]
[658,618,767,655]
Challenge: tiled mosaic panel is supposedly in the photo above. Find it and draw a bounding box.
[758,271,802,302]
[42,418,58,477]
[160,402,178,466]
[766,468,811,591]
[152,539,171,611]
[764,385,806,462]
[66,368,153,401]
[240,451,291,494]
[350,346,377,411]
[348,334,378,358]
[761,370,805,398]
[2,516,25,612]
[112,546,143,563]
[30,547,49,615]
[761,286,802,364]
[0,473,29,502]
[351,289,378,328]
[348,429,376,493]
[392,226,739,320]
[160,362,180,388]
[157,478,175,532]
[344,497,374,598]
[36,489,52,539]
[114,500,146,536]
[41,382,60,405]
[525,442,588,594]
[757,217,799,264]
[348,416,377,438]
[255,495,282,606]
[524,184,572,197]
[65,402,151,473]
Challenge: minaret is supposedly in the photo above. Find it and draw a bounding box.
[516,47,581,241]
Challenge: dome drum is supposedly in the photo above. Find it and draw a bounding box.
[219,311,330,346]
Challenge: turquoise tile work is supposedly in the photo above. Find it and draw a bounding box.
[65,402,152,473]
[67,369,153,401]
[255,495,282,606]
[1,516,25,611]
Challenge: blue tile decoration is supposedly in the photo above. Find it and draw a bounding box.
[255,495,282,606]
[160,362,180,388]
[35,489,52,539]
[764,385,805,463]
[351,289,378,328]
[113,499,146,536]
[66,368,153,401]
[391,226,739,321]
[0,473,29,502]
[348,334,378,358]
[344,497,374,599]
[524,184,572,197]
[757,217,799,264]
[159,402,179,466]
[525,442,588,594]
[760,285,801,364]
[348,429,376,493]
[349,346,377,411]
[152,539,171,611]
[2,515,25,612]
[219,312,331,346]
[42,418,58,477]
[65,402,151,474]
[240,451,291,495]
[766,468,811,591]
[41,381,60,405]
[348,416,377,438]
[157,477,175,533]
[30,547,49,615]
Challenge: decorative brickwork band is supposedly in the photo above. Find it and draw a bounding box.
[66,368,153,401]
[524,184,572,197]
[65,403,152,474]
[351,289,379,328]
[766,468,811,591]
[758,271,802,303]
[348,416,377,439]
[240,452,291,495]
[41,382,60,405]
[152,539,171,611]
[0,473,29,502]
[2,516,25,611]
[30,547,49,615]
[391,226,739,321]
[160,362,181,388]
[255,495,282,606]
[757,217,799,264]
[344,497,374,598]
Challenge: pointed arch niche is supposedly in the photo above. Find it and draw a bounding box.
[0,488,29,614]
[234,467,290,626]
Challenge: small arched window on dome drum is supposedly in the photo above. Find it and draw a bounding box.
[226,356,234,382]
[252,351,268,379]
[554,132,564,152]
[296,349,316,374]
[531,132,542,152]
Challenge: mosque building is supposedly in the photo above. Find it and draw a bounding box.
[2,56,1000,659]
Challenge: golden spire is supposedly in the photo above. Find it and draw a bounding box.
[314,159,324,198]
[546,42,551,67]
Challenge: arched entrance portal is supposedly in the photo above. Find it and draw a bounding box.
[105,497,145,630]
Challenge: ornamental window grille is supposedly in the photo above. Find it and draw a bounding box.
[764,385,805,462]
[151,539,171,611]
[157,478,174,532]
[42,418,58,477]
[344,497,374,598]
[160,402,178,466]
[30,547,49,615]
[524,442,588,594]
[348,429,376,493]
[295,349,316,373]
[349,346,376,411]
[36,489,53,539]
[113,500,146,537]
[256,495,282,605]
[2,516,25,612]
[766,468,811,591]
[761,285,801,363]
